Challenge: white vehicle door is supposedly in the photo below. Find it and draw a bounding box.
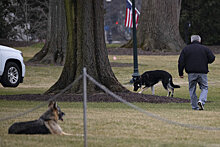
[0,48,3,75]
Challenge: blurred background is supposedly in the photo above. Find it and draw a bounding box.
[0,0,219,46]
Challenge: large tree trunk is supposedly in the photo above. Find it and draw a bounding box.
[28,0,67,65]
[124,0,185,51]
[46,0,127,94]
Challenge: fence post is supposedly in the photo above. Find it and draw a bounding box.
[83,67,87,147]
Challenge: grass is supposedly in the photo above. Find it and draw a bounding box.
[106,43,122,48]
[16,43,44,61]
[0,44,220,146]
[0,65,63,95]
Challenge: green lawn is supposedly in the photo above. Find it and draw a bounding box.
[0,45,220,147]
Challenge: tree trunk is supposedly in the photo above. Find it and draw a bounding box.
[28,0,67,65]
[124,0,185,51]
[46,0,127,94]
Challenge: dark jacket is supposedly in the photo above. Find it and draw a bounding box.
[178,41,215,76]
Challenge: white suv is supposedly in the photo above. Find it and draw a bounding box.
[0,45,25,87]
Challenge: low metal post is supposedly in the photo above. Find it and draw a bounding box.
[83,67,87,147]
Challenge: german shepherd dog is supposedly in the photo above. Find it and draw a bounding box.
[133,70,180,97]
[8,101,71,135]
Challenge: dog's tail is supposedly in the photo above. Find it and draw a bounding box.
[169,78,180,88]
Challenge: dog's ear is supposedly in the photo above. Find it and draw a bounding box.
[48,101,57,109]
[48,101,54,108]
[133,76,140,83]
[53,101,58,109]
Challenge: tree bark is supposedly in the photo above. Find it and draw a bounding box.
[28,0,67,65]
[46,0,127,94]
[124,0,185,51]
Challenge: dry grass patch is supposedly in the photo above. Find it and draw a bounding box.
[1,101,220,146]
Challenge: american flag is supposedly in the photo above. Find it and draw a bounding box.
[124,0,140,28]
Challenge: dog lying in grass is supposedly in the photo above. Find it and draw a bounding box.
[8,101,72,135]
[133,70,180,97]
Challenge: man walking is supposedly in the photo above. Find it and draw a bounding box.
[178,35,215,110]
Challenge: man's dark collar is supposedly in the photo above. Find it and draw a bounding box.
[192,41,201,44]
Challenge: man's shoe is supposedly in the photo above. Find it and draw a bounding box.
[198,101,204,110]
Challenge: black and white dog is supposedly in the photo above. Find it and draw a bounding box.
[133,70,180,97]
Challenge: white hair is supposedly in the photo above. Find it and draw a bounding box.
[191,35,201,43]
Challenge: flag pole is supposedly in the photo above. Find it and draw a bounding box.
[131,0,140,82]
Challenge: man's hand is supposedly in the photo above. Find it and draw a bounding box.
[180,75,184,78]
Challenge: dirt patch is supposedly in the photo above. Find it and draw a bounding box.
[108,48,180,55]
[0,40,219,54]
[0,39,36,47]
[0,92,190,103]
[108,46,220,55]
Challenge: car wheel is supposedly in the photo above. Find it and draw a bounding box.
[1,62,21,87]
